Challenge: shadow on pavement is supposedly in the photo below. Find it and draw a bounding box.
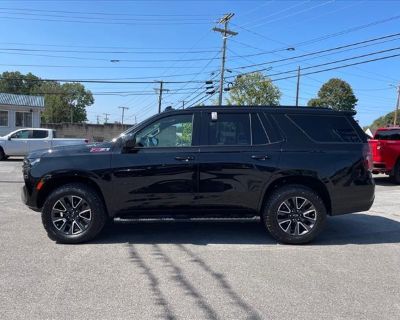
[2,157,24,162]
[127,243,263,320]
[93,213,400,246]
[373,176,398,187]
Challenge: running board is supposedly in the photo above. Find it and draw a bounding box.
[114,216,260,224]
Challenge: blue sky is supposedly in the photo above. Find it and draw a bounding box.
[1,0,399,126]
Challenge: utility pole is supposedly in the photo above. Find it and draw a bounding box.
[96,115,101,124]
[103,113,110,124]
[70,100,77,124]
[213,13,238,106]
[118,106,129,125]
[154,81,169,113]
[394,84,400,126]
[295,66,301,107]
[181,100,185,109]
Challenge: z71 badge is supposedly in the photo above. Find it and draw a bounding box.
[90,147,110,153]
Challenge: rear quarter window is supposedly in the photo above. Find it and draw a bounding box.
[287,114,361,143]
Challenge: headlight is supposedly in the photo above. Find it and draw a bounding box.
[28,158,41,166]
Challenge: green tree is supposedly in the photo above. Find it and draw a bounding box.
[366,111,395,131]
[0,71,41,94]
[307,78,358,112]
[226,72,281,106]
[0,71,94,123]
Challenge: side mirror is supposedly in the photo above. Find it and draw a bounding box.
[123,136,140,152]
[7,136,11,141]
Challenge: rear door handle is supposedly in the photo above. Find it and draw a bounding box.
[251,155,270,161]
[175,156,194,162]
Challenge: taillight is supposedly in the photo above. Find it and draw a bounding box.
[363,144,373,171]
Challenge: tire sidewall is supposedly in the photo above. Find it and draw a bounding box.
[393,161,400,184]
[263,186,327,244]
[42,184,106,244]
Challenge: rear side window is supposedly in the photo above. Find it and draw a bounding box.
[251,113,269,145]
[374,129,400,140]
[206,113,251,145]
[32,130,48,138]
[288,114,361,143]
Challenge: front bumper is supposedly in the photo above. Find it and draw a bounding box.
[21,185,41,212]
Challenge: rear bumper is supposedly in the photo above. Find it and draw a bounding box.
[372,162,389,174]
[330,182,375,216]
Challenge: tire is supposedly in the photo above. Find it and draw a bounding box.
[41,183,107,244]
[262,185,327,244]
[0,147,6,161]
[390,161,400,184]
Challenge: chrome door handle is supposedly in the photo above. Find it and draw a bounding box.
[251,155,270,161]
[175,156,194,162]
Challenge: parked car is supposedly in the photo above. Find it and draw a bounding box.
[369,127,400,183]
[21,106,374,244]
[0,128,88,160]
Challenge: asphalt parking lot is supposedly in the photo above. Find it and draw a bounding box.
[0,160,399,320]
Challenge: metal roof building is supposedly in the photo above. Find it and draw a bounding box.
[0,93,44,108]
[0,92,45,136]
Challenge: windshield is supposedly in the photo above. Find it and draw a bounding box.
[374,129,400,140]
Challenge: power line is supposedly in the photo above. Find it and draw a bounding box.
[0,50,223,63]
[0,63,220,70]
[251,0,335,28]
[0,77,208,84]
[0,14,214,26]
[228,32,400,70]
[233,13,400,52]
[242,46,400,78]
[0,41,220,50]
[240,0,310,28]
[0,47,220,54]
[270,52,400,82]
[0,7,219,18]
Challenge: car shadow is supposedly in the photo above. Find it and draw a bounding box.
[92,213,400,246]
[373,176,398,187]
[2,157,24,162]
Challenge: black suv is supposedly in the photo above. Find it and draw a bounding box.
[22,106,375,244]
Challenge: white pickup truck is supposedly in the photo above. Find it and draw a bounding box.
[0,128,88,160]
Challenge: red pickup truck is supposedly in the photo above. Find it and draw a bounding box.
[369,127,400,183]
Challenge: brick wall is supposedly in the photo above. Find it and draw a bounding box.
[42,123,133,142]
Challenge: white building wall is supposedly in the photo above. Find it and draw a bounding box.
[0,104,42,136]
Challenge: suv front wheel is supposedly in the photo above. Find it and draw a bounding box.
[42,183,107,244]
[262,185,327,244]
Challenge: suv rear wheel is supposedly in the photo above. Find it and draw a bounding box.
[42,183,107,244]
[262,185,327,244]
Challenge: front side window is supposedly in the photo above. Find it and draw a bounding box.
[206,113,251,146]
[15,112,33,127]
[11,130,31,139]
[135,114,193,148]
[0,110,8,127]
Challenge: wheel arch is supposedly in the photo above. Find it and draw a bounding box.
[260,175,332,215]
[36,174,110,217]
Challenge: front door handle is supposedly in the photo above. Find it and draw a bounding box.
[251,155,270,161]
[175,156,194,162]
